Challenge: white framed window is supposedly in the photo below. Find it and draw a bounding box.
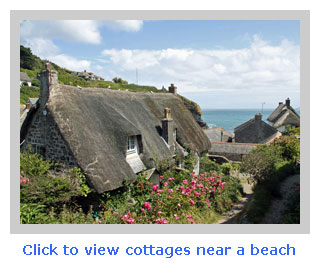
[127,136,139,155]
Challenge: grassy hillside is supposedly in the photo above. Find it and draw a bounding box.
[19,46,206,127]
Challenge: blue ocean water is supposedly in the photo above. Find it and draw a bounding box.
[202,108,300,134]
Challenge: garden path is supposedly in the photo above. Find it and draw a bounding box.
[262,174,300,224]
[217,181,254,224]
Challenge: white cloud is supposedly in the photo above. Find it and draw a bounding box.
[48,54,91,71]
[101,20,143,32]
[20,20,143,46]
[22,38,59,58]
[101,36,300,97]
[21,20,102,44]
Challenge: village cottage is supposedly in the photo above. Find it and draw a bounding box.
[20,65,211,193]
[20,71,32,86]
[267,98,300,132]
[234,113,281,144]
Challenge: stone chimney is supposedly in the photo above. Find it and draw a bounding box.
[168,83,177,94]
[26,100,31,110]
[38,62,58,109]
[162,107,174,152]
[255,113,262,121]
[285,98,290,107]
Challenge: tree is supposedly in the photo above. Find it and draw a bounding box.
[20,45,35,70]
[241,145,281,184]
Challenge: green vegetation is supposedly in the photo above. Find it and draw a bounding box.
[20,86,40,104]
[240,135,300,223]
[20,45,43,70]
[20,148,92,224]
[20,147,243,224]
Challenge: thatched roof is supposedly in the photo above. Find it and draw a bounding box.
[47,85,211,193]
[267,101,300,128]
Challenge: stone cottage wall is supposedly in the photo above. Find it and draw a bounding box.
[22,108,77,167]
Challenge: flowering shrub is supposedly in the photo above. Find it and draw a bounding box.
[99,171,242,224]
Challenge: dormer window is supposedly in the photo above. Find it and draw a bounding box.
[127,136,139,155]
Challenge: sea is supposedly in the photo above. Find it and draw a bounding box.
[202,108,300,134]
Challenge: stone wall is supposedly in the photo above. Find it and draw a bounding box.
[21,108,77,167]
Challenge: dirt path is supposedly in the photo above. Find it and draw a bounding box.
[262,174,300,224]
[217,182,254,224]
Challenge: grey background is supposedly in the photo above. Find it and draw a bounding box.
[11,10,310,234]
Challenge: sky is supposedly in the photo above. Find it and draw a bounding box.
[20,20,300,109]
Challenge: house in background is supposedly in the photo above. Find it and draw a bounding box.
[72,70,104,81]
[234,113,281,144]
[20,64,211,193]
[267,98,300,132]
[204,127,233,143]
[20,72,32,86]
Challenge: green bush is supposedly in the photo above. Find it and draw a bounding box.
[20,147,53,176]
[20,85,40,104]
[241,145,281,184]
[271,136,300,162]
[31,78,40,87]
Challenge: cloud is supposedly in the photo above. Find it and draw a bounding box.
[20,20,143,46]
[22,38,60,58]
[21,20,102,44]
[101,20,143,32]
[48,54,91,71]
[100,36,300,97]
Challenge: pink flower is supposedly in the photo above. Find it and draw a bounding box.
[153,185,159,191]
[168,195,172,198]
[126,217,135,224]
[182,179,188,185]
[157,211,162,215]
[143,202,151,210]
[186,214,192,219]
[157,189,164,194]
[177,203,181,207]
[141,208,145,212]
[155,217,168,224]
[168,189,173,193]
[189,199,195,205]
[121,212,131,220]
[174,214,179,220]
[194,192,201,197]
[163,182,168,186]
[160,175,164,179]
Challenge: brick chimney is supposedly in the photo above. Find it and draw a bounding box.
[168,83,177,94]
[285,98,290,107]
[38,62,58,109]
[255,113,262,121]
[162,107,174,152]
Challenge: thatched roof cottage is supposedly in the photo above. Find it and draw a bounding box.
[20,65,211,193]
[267,98,300,132]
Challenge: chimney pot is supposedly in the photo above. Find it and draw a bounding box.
[285,98,290,107]
[164,107,172,119]
[168,83,177,94]
[255,113,262,121]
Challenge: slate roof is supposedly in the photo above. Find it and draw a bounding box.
[234,115,278,144]
[20,72,32,82]
[204,127,233,142]
[47,85,211,193]
[209,142,257,155]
